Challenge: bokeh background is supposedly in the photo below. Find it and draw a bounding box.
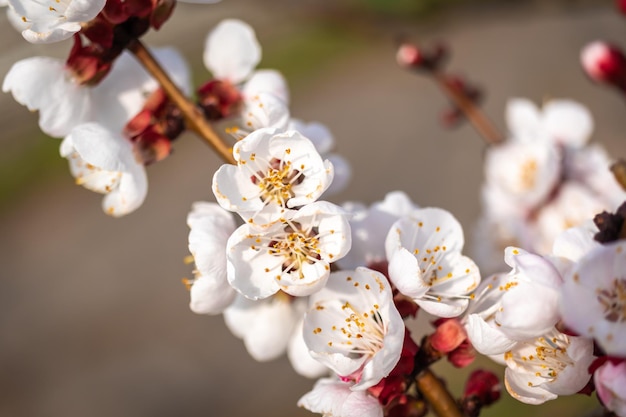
[1,0,625,416]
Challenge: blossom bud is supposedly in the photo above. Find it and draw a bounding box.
[396,42,447,72]
[461,370,501,417]
[430,318,466,354]
[617,0,626,16]
[581,41,626,91]
[396,44,424,68]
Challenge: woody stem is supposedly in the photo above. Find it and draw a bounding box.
[127,39,236,164]
[415,368,464,417]
[433,72,504,146]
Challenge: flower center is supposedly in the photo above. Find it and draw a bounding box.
[505,332,573,383]
[518,158,538,191]
[265,222,321,278]
[251,157,304,206]
[597,278,626,322]
[334,300,385,357]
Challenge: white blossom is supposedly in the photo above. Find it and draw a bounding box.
[303,267,404,390]
[465,247,564,356]
[503,329,594,405]
[560,241,626,356]
[60,123,147,217]
[385,207,480,317]
[213,127,334,226]
[226,201,351,300]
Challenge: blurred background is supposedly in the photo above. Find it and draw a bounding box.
[1,0,625,416]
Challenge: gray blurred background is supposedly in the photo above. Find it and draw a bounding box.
[1,1,625,416]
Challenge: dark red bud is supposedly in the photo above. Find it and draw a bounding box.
[581,41,626,91]
[461,369,501,417]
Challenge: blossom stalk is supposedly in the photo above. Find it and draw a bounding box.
[127,38,235,164]
[415,369,463,417]
[433,72,504,145]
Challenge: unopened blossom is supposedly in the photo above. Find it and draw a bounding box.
[385,207,480,318]
[60,123,147,217]
[213,127,334,226]
[8,0,106,43]
[581,41,626,91]
[298,377,383,417]
[185,202,237,315]
[467,247,562,350]
[503,329,594,405]
[303,267,405,390]
[226,201,351,300]
[594,360,626,416]
[560,240,626,356]
[224,293,306,362]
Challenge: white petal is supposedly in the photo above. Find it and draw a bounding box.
[542,100,593,148]
[288,318,329,379]
[243,69,290,105]
[3,56,92,137]
[241,92,290,130]
[505,367,557,405]
[324,154,351,196]
[387,248,429,299]
[505,98,541,142]
[204,19,261,84]
[224,295,301,361]
[465,314,517,355]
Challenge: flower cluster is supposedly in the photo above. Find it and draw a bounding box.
[7,1,626,417]
[475,98,626,272]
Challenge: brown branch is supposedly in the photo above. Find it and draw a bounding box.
[415,369,464,417]
[127,39,236,164]
[433,72,504,146]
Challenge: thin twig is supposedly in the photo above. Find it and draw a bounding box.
[415,369,464,417]
[127,39,236,164]
[433,72,504,146]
